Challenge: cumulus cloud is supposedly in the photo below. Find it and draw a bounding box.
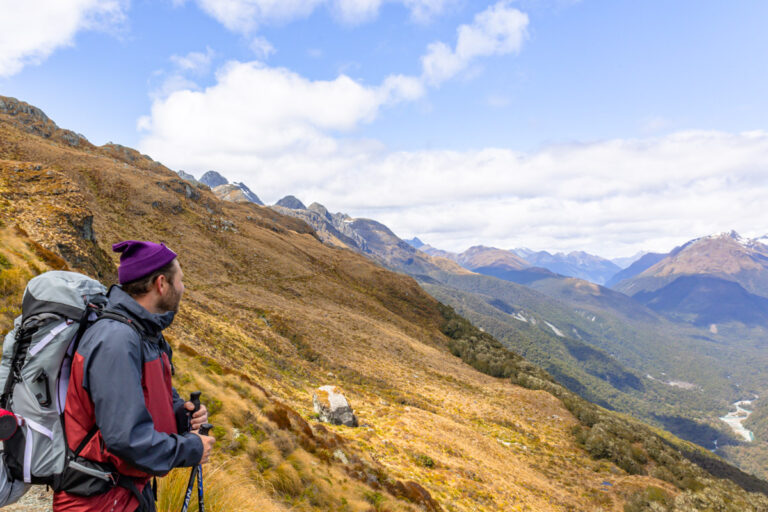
[0,0,127,77]
[142,2,526,145]
[135,3,768,257]
[191,0,452,32]
[421,1,528,85]
[140,109,768,257]
[139,61,388,157]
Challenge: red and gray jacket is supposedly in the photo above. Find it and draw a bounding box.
[53,286,203,512]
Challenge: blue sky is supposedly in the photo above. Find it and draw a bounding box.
[2,0,768,257]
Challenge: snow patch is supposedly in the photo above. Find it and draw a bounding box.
[545,321,564,337]
[667,380,697,390]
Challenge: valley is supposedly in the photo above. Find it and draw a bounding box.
[253,186,768,483]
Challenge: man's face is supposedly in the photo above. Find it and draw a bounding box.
[158,260,185,313]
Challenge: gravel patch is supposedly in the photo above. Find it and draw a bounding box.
[4,486,53,511]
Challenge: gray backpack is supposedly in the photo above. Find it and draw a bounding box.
[0,271,107,506]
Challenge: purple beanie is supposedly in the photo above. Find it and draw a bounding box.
[112,240,178,284]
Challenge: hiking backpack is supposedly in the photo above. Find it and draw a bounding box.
[0,271,108,506]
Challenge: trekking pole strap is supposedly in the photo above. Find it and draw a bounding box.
[117,475,152,512]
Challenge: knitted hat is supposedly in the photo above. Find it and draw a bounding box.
[112,240,177,284]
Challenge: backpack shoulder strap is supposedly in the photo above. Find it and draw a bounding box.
[92,312,146,363]
[94,312,146,337]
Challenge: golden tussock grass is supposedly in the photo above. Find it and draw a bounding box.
[157,462,283,512]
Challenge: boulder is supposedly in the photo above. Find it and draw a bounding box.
[313,386,358,427]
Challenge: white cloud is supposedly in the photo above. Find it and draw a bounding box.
[129,3,768,258]
[139,61,390,157]
[194,0,323,33]
[333,0,383,23]
[141,3,525,153]
[402,0,453,22]
[0,0,127,77]
[421,1,528,85]
[249,36,276,59]
[140,97,768,258]
[191,0,453,33]
[170,47,215,74]
[150,47,216,100]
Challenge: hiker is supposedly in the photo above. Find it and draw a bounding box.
[52,241,215,511]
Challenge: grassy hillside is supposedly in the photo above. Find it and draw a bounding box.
[1,96,767,510]
[256,178,768,481]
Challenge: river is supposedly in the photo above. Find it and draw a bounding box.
[719,398,756,442]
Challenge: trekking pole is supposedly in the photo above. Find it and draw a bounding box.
[197,423,213,512]
[180,422,213,512]
[180,464,198,512]
[180,391,203,512]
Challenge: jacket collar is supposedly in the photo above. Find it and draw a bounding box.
[106,285,175,336]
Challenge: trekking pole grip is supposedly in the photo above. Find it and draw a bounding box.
[200,423,213,436]
[189,391,201,413]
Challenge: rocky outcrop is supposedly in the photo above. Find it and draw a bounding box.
[0,96,89,148]
[271,203,370,253]
[313,386,358,427]
[177,170,198,184]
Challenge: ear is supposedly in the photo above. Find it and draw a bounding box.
[154,273,168,294]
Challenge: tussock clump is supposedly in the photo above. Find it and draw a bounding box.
[266,461,303,497]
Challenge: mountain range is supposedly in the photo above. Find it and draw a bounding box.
[612,231,768,327]
[200,186,768,480]
[187,169,265,205]
[513,248,622,285]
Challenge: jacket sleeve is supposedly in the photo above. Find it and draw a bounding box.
[166,339,190,432]
[172,387,191,433]
[81,323,203,474]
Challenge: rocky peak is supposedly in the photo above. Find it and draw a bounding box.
[405,237,425,249]
[232,182,263,205]
[200,170,229,188]
[275,195,306,210]
[308,202,332,221]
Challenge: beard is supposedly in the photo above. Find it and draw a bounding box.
[158,283,182,313]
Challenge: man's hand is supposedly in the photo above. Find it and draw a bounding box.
[194,431,215,464]
[184,401,208,431]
